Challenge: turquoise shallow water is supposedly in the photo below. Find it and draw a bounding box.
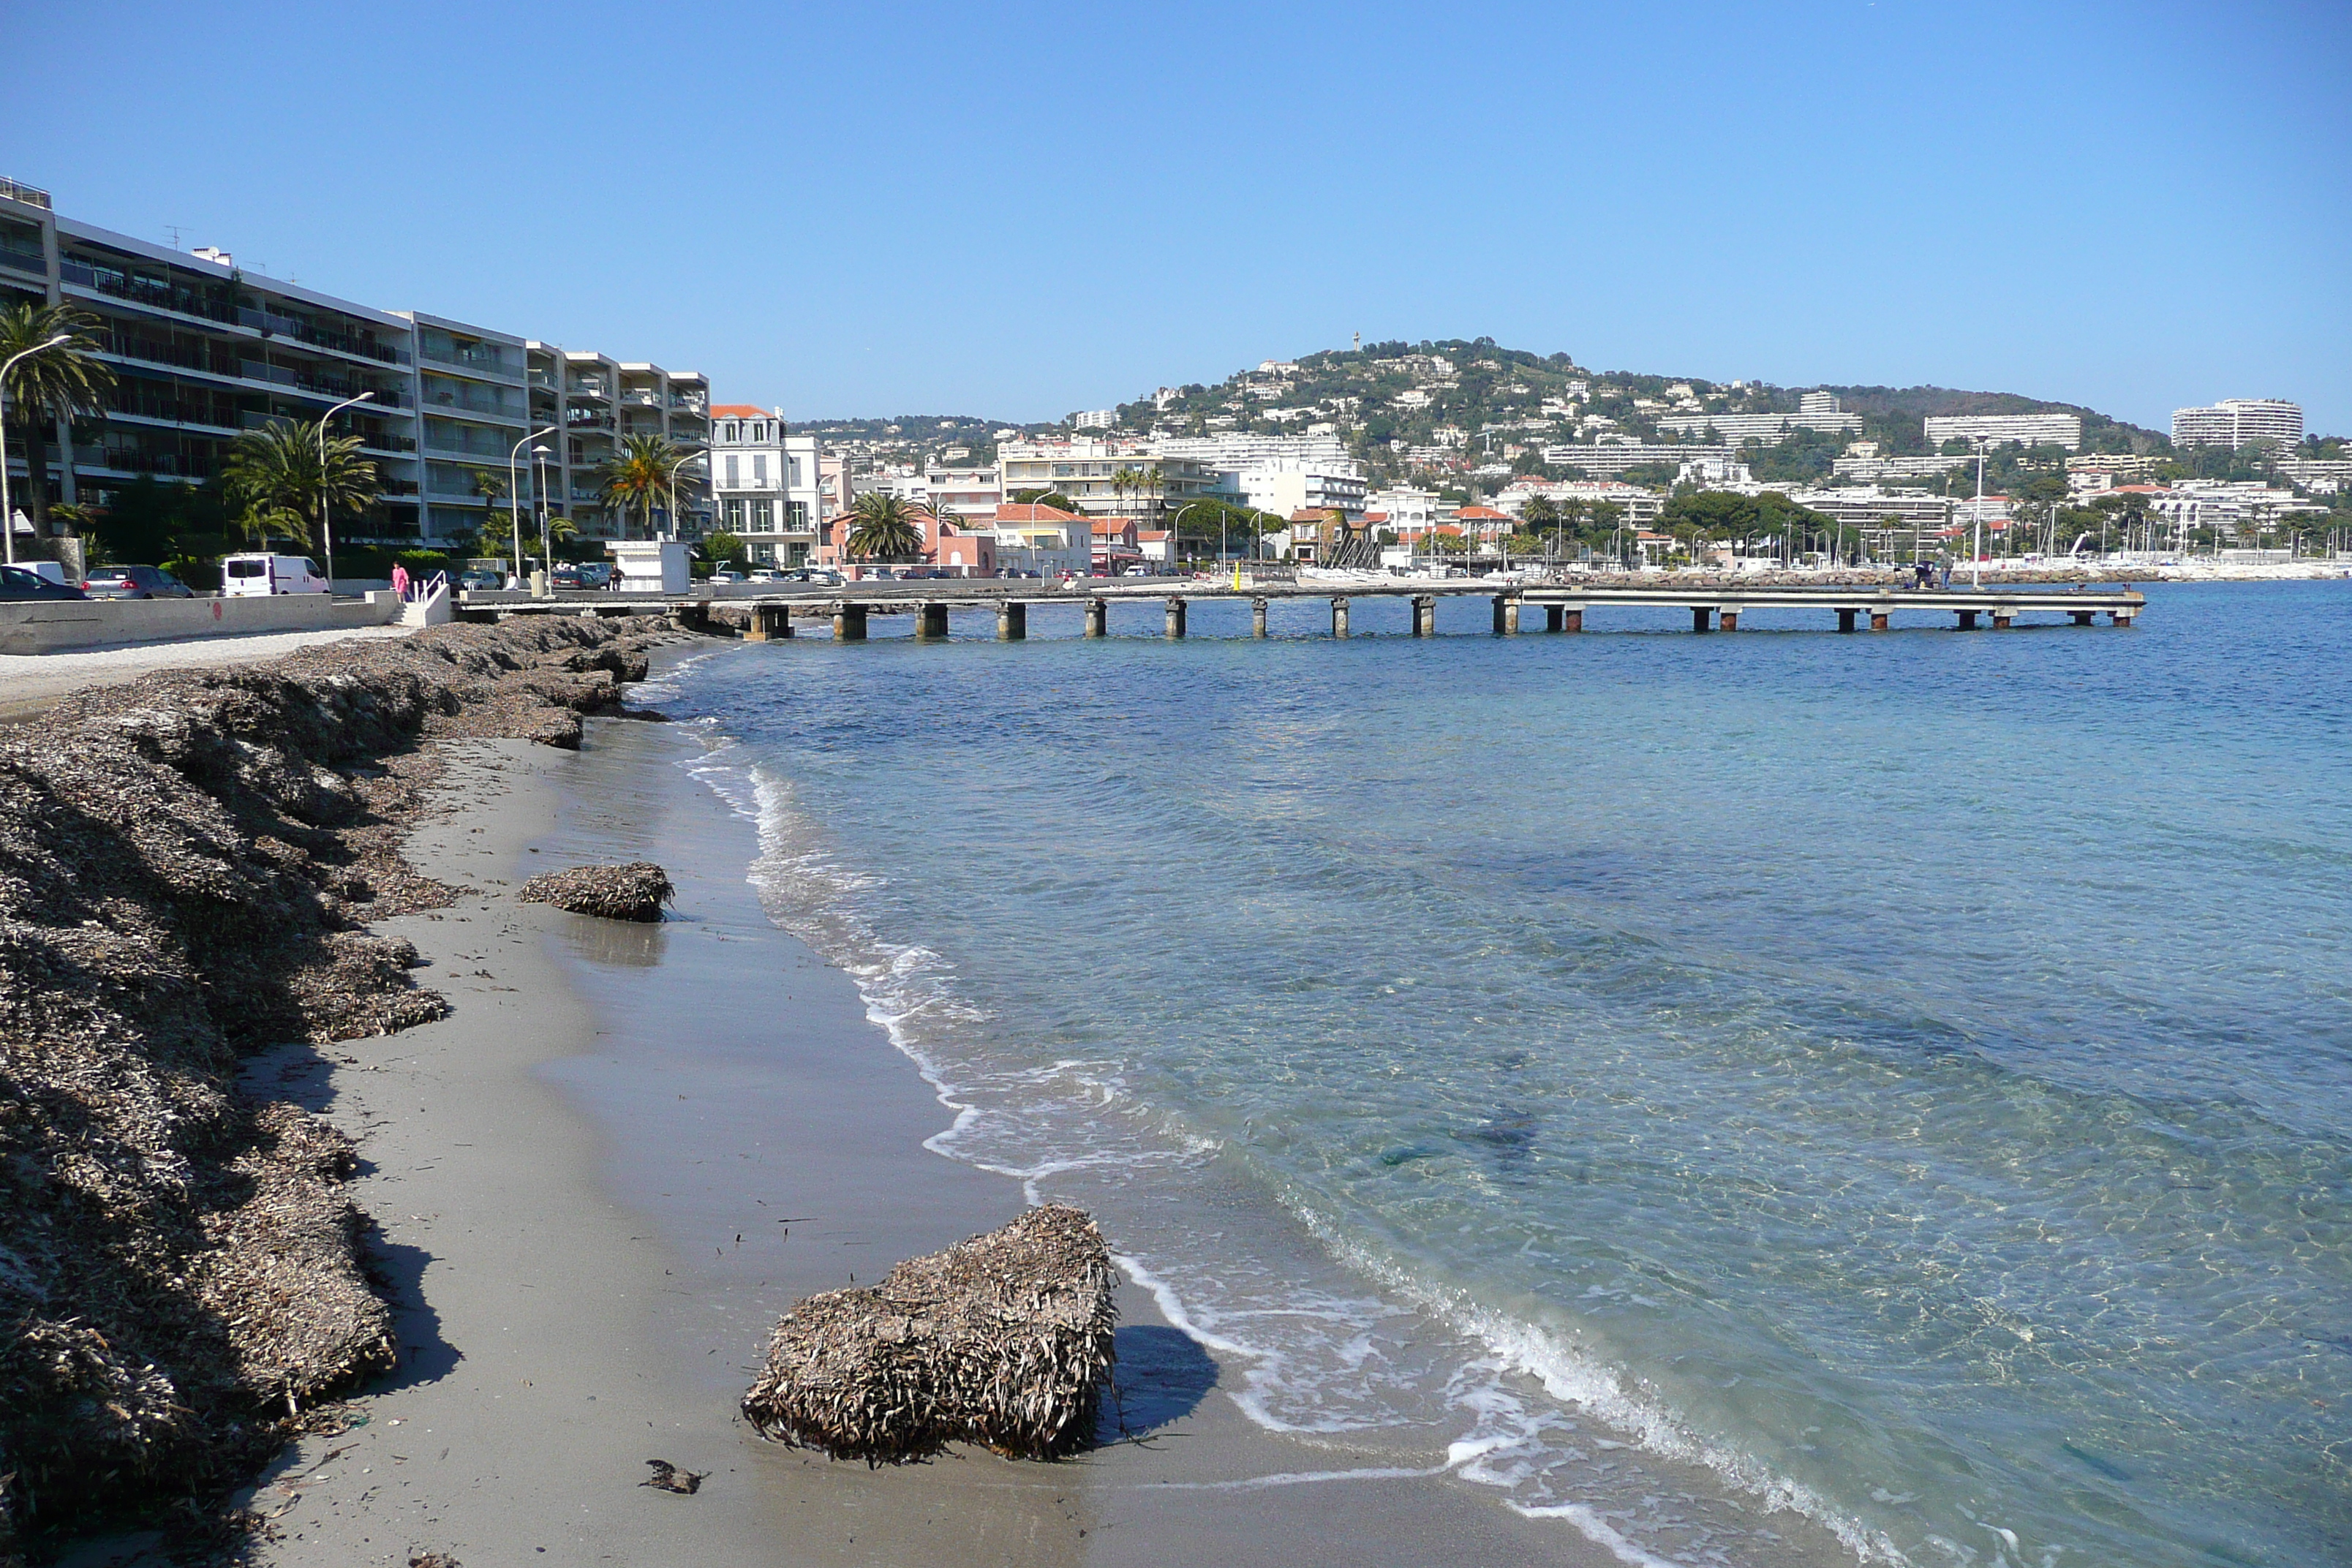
[658,582,2352,1567]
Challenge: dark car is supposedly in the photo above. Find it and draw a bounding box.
[573,561,615,589]
[83,564,195,599]
[0,565,90,601]
[549,563,584,589]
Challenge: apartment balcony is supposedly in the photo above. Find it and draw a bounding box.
[0,177,51,208]
[56,259,413,365]
[85,448,213,480]
[567,380,610,402]
[619,388,663,409]
[0,239,45,277]
[418,340,519,377]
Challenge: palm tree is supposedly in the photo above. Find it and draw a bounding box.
[0,301,115,540]
[470,467,511,552]
[220,419,377,548]
[600,432,679,538]
[843,491,926,562]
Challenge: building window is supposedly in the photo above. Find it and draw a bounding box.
[723,498,745,528]
[752,499,774,529]
[725,454,739,488]
[787,500,808,529]
[753,454,768,486]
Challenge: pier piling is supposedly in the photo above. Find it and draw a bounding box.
[1252,597,1269,637]
[1836,608,1858,634]
[917,603,950,640]
[2070,609,2095,626]
[1546,604,1565,633]
[1991,611,2013,630]
[998,600,1027,641]
[1495,598,1512,636]
[1164,598,1187,639]
[1870,610,1891,631]
[834,603,867,641]
[1412,595,1436,636]
[1692,606,1713,633]
[1084,598,1107,638]
[1332,598,1351,638]
[745,605,793,641]
[1719,608,1740,631]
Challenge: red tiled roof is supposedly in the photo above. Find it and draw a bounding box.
[709,404,767,418]
[1457,505,1512,521]
[995,502,1085,522]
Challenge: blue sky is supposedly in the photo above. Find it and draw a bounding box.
[5,1,2345,433]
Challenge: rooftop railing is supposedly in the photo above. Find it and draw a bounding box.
[0,177,52,208]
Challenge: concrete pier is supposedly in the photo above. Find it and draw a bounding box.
[833,603,867,641]
[1836,608,1858,633]
[1871,609,1891,631]
[1164,598,1187,639]
[1692,606,1713,633]
[1251,598,1269,637]
[1413,595,1436,637]
[1084,598,1107,638]
[998,600,1026,641]
[1719,607,1741,631]
[917,602,950,639]
[744,604,794,641]
[1545,604,1565,633]
[1332,598,1350,638]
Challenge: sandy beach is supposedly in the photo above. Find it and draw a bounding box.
[132,665,1630,1567]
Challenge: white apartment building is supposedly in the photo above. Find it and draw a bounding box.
[1363,486,1447,534]
[706,405,821,566]
[924,464,1002,520]
[1071,409,1115,429]
[1656,391,1861,444]
[988,502,1093,576]
[995,440,1216,527]
[1833,453,1971,481]
[2171,399,2302,451]
[1539,441,1734,478]
[1238,467,1367,520]
[1922,412,2083,451]
[2273,456,2351,495]
[1150,432,1357,473]
[527,346,709,540]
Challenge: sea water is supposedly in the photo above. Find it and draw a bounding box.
[652,583,2351,1567]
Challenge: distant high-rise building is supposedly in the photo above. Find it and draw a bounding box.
[1923,413,2083,451]
[2171,399,2302,451]
[1071,409,1115,429]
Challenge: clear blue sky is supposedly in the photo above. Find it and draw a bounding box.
[5,1,2345,434]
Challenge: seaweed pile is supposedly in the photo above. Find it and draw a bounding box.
[516,862,673,922]
[742,1205,1117,1464]
[0,616,693,1556]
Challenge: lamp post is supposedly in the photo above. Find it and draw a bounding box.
[532,443,554,574]
[666,449,704,543]
[1,333,72,568]
[1971,440,1988,589]
[508,425,559,587]
[317,390,376,594]
[1172,499,1215,576]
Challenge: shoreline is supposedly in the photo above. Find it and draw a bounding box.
[233,657,1650,1566]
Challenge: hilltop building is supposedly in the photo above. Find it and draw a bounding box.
[1922,413,2083,451]
[2171,399,2302,451]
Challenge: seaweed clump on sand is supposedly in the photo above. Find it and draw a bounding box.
[516,862,673,922]
[742,1205,1117,1464]
[0,616,693,1553]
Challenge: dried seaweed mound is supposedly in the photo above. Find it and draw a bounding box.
[0,616,699,1548]
[516,862,673,922]
[742,1205,1117,1464]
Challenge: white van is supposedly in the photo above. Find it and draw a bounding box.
[221,552,328,596]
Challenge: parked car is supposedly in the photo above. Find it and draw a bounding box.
[573,561,614,589]
[458,568,507,592]
[549,563,584,589]
[790,568,843,584]
[222,552,328,596]
[83,565,195,600]
[0,564,89,601]
[1123,565,1152,577]
[747,567,783,583]
[708,569,747,584]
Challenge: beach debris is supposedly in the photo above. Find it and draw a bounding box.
[0,616,708,1541]
[515,862,674,923]
[741,1205,1118,1464]
[408,1554,461,1568]
[639,1459,704,1495]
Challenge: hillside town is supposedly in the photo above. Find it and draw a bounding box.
[6,176,2347,590]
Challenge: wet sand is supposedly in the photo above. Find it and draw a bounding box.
[223,689,1638,1567]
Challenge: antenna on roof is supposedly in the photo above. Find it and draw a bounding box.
[164,225,183,249]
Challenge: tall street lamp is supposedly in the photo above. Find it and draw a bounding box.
[666,449,704,543]
[1,333,71,568]
[317,390,376,593]
[508,425,559,587]
[532,443,554,574]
